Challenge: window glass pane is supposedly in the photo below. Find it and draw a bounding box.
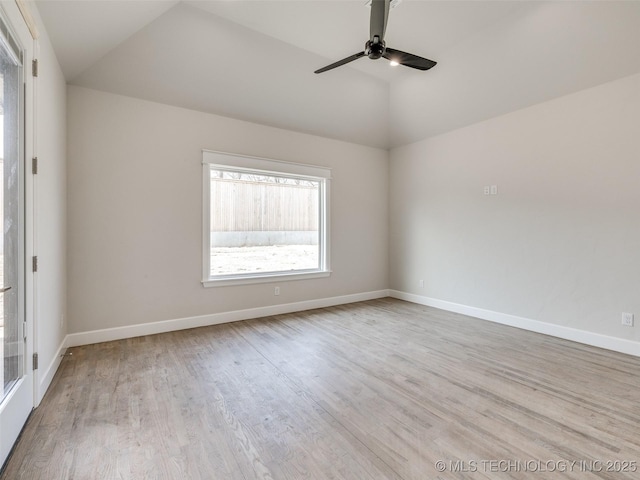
[210,168,321,277]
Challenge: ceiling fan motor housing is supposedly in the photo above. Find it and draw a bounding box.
[365,39,386,59]
[314,2,436,74]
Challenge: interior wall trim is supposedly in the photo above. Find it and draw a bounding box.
[37,339,66,405]
[64,290,391,348]
[389,290,640,358]
[60,289,638,378]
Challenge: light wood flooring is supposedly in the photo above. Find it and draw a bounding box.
[2,298,640,479]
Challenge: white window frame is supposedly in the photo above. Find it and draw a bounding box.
[202,150,331,287]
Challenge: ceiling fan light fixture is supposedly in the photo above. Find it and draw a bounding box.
[314,0,436,74]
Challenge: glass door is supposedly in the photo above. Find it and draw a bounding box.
[0,12,23,402]
[0,4,31,467]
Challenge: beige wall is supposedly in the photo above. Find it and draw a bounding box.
[32,4,68,402]
[67,86,389,334]
[390,72,640,344]
[67,63,640,350]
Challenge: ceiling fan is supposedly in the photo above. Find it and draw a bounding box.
[314,0,437,74]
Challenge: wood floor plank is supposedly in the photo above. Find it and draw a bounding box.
[2,298,639,479]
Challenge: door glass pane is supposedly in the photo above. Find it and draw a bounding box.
[0,30,22,401]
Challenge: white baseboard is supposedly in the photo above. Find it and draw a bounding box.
[65,290,390,348]
[389,290,640,357]
[36,338,68,406]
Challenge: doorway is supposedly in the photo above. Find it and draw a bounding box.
[0,3,33,467]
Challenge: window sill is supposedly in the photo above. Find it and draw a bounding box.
[202,270,331,288]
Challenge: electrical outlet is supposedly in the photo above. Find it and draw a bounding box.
[622,312,634,327]
[274,287,280,296]
[419,279,424,288]
[483,186,490,195]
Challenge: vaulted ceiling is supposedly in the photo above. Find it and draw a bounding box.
[37,1,640,149]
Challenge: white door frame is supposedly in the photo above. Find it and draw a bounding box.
[0,0,37,467]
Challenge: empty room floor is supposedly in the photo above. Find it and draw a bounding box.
[2,298,639,479]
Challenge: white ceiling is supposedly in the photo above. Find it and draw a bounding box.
[36,0,640,148]
[36,0,179,81]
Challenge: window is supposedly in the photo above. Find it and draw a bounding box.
[202,150,330,286]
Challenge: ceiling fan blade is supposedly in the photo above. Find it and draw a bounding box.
[314,51,366,74]
[370,0,390,41]
[383,47,437,71]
